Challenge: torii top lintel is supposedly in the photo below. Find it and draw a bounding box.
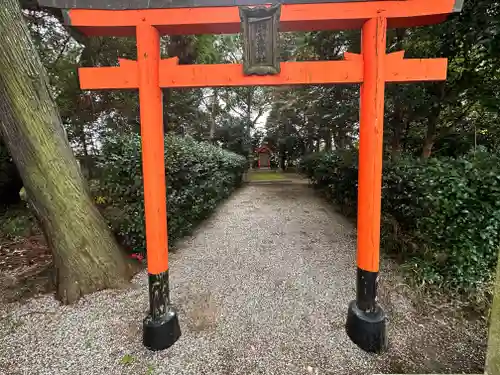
[38,0,463,36]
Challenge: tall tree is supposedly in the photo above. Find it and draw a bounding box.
[388,0,500,158]
[0,0,134,304]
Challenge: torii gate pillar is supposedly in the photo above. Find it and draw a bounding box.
[136,24,181,350]
[346,16,388,352]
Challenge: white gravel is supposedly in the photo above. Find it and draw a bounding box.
[0,184,486,375]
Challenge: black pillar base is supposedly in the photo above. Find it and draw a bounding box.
[345,300,388,353]
[143,308,181,351]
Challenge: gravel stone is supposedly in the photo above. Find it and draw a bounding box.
[0,184,485,375]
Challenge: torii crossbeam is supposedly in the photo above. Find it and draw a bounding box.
[38,0,463,354]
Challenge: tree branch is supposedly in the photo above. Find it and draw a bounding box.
[51,35,71,67]
[252,107,265,126]
[223,100,246,118]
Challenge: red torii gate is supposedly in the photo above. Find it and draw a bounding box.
[39,0,463,354]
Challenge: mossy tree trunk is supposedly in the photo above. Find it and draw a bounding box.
[0,0,134,304]
[487,248,500,375]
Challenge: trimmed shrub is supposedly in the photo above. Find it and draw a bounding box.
[300,150,500,293]
[95,134,248,253]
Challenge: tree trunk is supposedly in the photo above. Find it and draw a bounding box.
[306,137,314,154]
[306,123,314,153]
[324,128,332,151]
[0,0,134,304]
[422,82,445,159]
[487,246,500,375]
[209,88,217,143]
[337,128,348,150]
[76,43,100,179]
[422,135,435,159]
[422,114,438,159]
[246,88,254,157]
[402,118,412,152]
[280,146,286,171]
[391,107,404,160]
[77,121,93,179]
[162,88,172,133]
[164,35,198,134]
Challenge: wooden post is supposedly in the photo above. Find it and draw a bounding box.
[137,24,181,351]
[358,16,386,309]
[345,16,388,354]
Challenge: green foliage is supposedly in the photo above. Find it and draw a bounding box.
[96,134,248,252]
[300,151,500,293]
[214,117,248,156]
[0,205,37,239]
[248,171,286,181]
[120,354,135,366]
[268,1,500,161]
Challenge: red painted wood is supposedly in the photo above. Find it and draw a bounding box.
[78,57,447,90]
[65,0,458,36]
[136,25,169,275]
[357,16,387,273]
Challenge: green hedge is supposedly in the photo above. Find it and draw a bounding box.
[299,150,500,293]
[95,134,248,252]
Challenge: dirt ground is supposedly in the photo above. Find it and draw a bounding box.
[0,187,488,374]
[375,260,487,374]
[0,232,54,304]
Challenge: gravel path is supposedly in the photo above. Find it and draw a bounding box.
[0,184,486,375]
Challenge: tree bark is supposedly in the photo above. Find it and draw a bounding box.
[76,119,93,179]
[336,127,348,150]
[324,127,332,151]
[422,112,439,159]
[209,88,218,143]
[391,106,404,160]
[306,122,314,154]
[280,145,286,171]
[422,82,445,159]
[421,134,435,158]
[163,35,198,134]
[162,88,172,133]
[487,246,500,375]
[75,42,101,179]
[246,88,254,157]
[0,0,134,304]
